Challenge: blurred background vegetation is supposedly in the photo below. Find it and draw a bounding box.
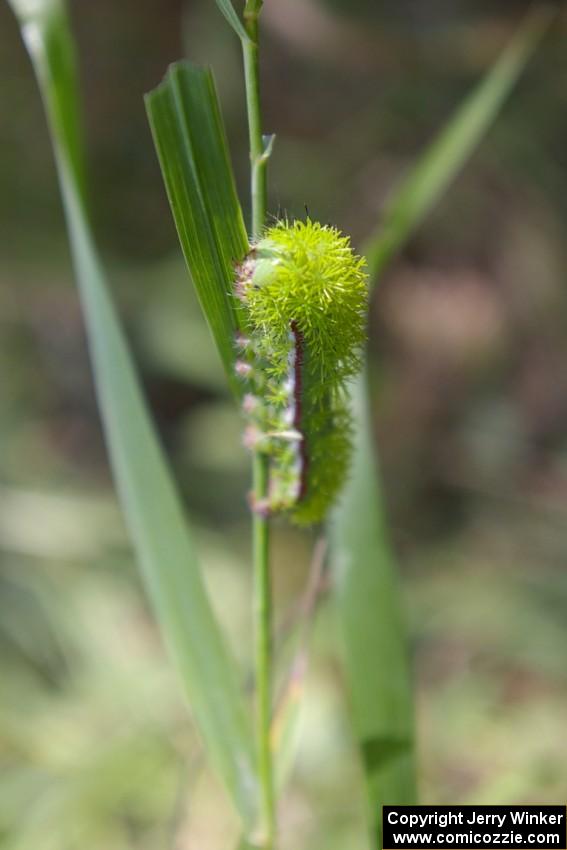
[1,0,566,847]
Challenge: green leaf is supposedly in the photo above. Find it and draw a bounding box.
[213,0,251,43]
[363,6,553,281]
[8,0,258,830]
[332,8,552,846]
[331,376,416,845]
[145,62,249,398]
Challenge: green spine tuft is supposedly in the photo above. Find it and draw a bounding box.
[235,219,368,525]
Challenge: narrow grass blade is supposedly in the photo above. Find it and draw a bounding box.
[271,537,327,791]
[145,63,249,397]
[331,376,416,845]
[364,6,553,280]
[213,0,251,43]
[271,651,307,791]
[332,9,552,846]
[8,0,257,828]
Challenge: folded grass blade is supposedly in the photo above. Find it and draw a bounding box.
[8,0,257,829]
[145,62,249,398]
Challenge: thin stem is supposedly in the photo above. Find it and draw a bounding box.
[252,453,275,848]
[242,5,275,848]
[242,5,267,239]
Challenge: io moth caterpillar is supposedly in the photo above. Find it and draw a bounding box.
[235,219,368,525]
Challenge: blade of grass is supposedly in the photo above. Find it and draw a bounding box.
[331,374,416,844]
[332,8,553,846]
[8,0,258,829]
[271,537,327,792]
[145,62,249,398]
[213,0,251,43]
[363,6,553,280]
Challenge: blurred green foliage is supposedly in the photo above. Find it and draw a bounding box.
[1,0,566,848]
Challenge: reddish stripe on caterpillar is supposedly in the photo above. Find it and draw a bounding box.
[290,320,308,502]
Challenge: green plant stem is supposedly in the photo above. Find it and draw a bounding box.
[252,452,275,847]
[242,3,275,847]
[243,3,267,239]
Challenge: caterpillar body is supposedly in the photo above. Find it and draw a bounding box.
[235,219,368,525]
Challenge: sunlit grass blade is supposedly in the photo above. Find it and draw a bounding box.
[332,8,553,846]
[271,651,307,791]
[145,63,249,398]
[213,0,250,43]
[363,6,553,280]
[8,0,258,829]
[270,537,327,792]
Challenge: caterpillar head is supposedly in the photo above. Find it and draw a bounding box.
[235,219,368,525]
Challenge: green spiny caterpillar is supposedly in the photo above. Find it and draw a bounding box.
[235,219,368,525]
